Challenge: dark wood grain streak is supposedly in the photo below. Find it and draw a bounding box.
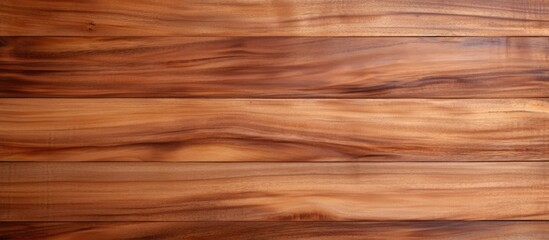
[1,99,547,162]
[1,0,548,36]
[1,221,548,240]
[0,162,547,221]
[1,37,547,98]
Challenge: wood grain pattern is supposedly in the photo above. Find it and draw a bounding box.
[1,0,548,36]
[0,162,547,221]
[1,99,547,162]
[2,0,547,238]
[1,37,548,98]
[1,221,548,240]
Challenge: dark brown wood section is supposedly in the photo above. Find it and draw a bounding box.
[1,0,548,36]
[1,99,547,162]
[1,37,547,98]
[1,222,548,240]
[1,162,547,221]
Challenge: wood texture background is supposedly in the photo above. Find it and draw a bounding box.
[1,0,548,36]
[1,0,548,239]
[1,222,548,240]
[1,37,547,98]
[1,99,547,162]
[1,162,547,221]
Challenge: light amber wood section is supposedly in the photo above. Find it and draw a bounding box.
[0,99,549,161]
[0,99,547,162]
[1,0,548,36]
[0,221,547,240]
[1,37,547,98]
[0,162,547,221]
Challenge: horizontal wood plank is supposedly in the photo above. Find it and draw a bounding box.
[1,37,547,98]
[0,99,547,162]
[0,162,547,221]
[1,0,548,36]
[1,221,548,239]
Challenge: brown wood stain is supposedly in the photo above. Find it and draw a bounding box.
[0,0,547,239]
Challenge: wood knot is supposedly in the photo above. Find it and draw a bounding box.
[87,21,96,31]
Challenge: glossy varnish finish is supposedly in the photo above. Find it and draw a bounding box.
[1,37,547,98]
[1,0,548,239]
[1,99,547,162]
[1,162,547,221]
[1,0,548,36]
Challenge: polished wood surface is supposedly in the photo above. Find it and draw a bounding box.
[1,162,546,221]
[1,99,547,162]
[1,0,548,238]
[1,221,547,240]
[1,37,547,98]
[1,0,548,36]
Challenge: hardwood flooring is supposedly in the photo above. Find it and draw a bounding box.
[1,0,547,36]
[1,162,547,221]
[1,99,547,162]
[1,222,548,240]
[0,0,547,239]
[1,37,547,98]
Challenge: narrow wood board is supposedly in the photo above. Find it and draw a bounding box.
[1,162,547,221]
[1,37,547,98]
[1,99,547,162]
[1,0,548,36]
[1,221,547,240]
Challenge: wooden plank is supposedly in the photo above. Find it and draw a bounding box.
[1,221,548,240]
[1,37,547,98]
[0,162,547,221]
[1,0,547,36]
[0,99,547,162]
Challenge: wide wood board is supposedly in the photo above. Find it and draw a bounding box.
[1,0,548,36]
[1,99,547,162]
[1,221,547,240]
[1,37,547,98]
[1,162,547,221]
